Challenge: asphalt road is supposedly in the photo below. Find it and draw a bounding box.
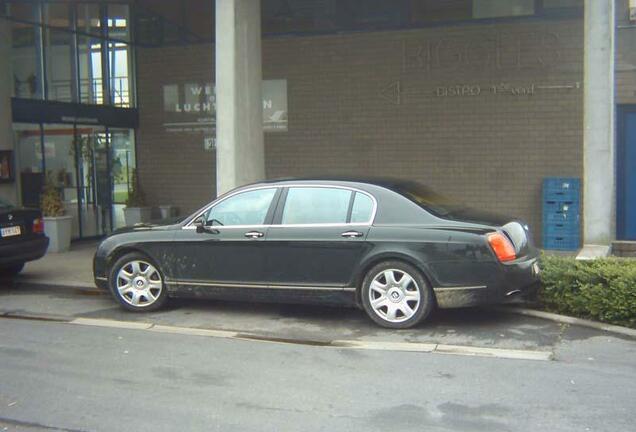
[0,318,634,432]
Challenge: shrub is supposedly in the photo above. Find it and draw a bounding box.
[539,255,636,328]
[40,175,65,217]
[125,169,146,207]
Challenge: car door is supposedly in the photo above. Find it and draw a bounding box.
[172,187,281,287]
[264,186,376,288]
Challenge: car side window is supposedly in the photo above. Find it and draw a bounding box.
[350,192,374,223]
[282,187,352,225]
[204,188,277,226]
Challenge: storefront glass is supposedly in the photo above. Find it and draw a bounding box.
[75,125,111,238]
[14,123,43,208]
[12,122,135,240]
[109,128,135,229]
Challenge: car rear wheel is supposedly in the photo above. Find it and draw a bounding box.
[361,261,433,329]
[0,263,25,277]
[108,252,168,312]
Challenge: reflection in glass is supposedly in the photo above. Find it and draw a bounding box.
[9,2,42,99]
[108,41,132,107]
[109,129,135,230]
[43,3,74,101]
[14,123,43,208]
[41,124,79,237]
[75,126,112,238]
[78,35,103,104]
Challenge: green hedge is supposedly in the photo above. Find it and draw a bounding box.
[539,255,636,328]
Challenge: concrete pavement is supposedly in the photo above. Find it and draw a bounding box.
[0,283,566,354]
[0,318,634,432]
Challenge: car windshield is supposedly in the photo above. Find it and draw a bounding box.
[391,181,465,218]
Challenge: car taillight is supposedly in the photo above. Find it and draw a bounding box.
[487,232,516,262]
[33,218,44,234]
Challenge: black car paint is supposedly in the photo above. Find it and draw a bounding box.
[0,207,49,267]
[94,179,540,308]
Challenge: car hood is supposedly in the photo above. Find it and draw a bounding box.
[112,217,186,234]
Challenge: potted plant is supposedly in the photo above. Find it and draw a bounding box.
[41,175,72,253]
[123,169,152,225]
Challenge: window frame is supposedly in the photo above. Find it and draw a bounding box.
[183,184,378,230]
[273,185,377,227]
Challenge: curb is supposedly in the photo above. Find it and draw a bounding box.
[492,306,636,339]
[0,313,554,361]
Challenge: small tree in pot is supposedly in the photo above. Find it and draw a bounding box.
[41,175,72,252]
[123,169,152,225]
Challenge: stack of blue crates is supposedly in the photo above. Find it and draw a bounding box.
[542,177,580,250]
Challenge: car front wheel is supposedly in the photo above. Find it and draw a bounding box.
[108,252,168,312]
[361,261,433,329]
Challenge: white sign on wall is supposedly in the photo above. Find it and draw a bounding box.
[162,79,288,137]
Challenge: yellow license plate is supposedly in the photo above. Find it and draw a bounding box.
[1,226,21,237]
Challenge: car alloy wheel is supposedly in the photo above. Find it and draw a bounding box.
[109,252,168,312]
[116,260,163,307]
[368,269,421,323]
[361,260,433,329]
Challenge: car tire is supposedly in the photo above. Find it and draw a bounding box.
[361,260,434,329]
[108,252,168,312]
[0,263,25,277]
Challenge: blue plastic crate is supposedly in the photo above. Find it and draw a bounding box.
[543,189,580,202]
[543,200,578,214]
[543,211,580,224]
[544,223,580,236]
[543,177,580,192]
[543,235,580,251]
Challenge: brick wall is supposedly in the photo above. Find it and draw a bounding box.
[137,17,585,244]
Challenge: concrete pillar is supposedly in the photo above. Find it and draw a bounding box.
[215,0,264,196]
[0,13,18,204]
[581,0,615,254]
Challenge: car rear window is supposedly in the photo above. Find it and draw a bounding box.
[391,181,463,218]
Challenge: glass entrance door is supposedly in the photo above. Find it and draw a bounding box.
[76,126,112,238]
[14,122,136,239]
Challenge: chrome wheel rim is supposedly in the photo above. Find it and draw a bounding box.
[116,260,162,308]
[368,269,420,323]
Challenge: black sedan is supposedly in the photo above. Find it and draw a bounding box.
[0,198,49,276]
[94,178,540,329]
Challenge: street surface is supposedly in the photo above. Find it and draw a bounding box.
[0,284,635,432]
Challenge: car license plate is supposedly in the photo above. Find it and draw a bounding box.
[1,226,21,237]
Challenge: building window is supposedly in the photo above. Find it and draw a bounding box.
[8,2,43,99]
[5,1,135,107]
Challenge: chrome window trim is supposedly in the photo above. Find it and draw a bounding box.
[183,184,378,230]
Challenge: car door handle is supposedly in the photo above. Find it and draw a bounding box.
[245,231,265,239]
[341,230,364,238]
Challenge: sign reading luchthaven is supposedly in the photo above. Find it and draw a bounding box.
[162,79,288,148]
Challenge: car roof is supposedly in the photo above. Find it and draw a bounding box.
[247,176,414,191]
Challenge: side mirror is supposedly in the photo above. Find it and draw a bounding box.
[195,220,219,234]
[195,220,206,234]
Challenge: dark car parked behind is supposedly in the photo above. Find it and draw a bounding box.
[94,178,540,329]
[0,198,49,276]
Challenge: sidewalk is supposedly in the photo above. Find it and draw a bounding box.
[16,241,97,290]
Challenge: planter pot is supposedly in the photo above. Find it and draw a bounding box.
[43,215,73,253]
[123,207,152,226]
[158,205,177,219]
